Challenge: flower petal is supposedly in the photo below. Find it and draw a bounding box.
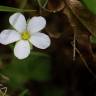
[29,32,51,49]
[0,29,21,45]
[27,16,46,34]
[9,13,26,33]
[14,40,30,59]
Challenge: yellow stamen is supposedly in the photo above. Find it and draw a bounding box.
[22,32,30,40]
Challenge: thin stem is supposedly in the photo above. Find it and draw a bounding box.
[75,46,96,78]
[73,31,76,61]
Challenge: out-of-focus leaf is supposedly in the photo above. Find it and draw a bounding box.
[47,0,65,13]
[0,5,36,12]
[42,86,64,96]
[1,51,51,89]
[81,0,96,15]
[46,13,72,39]
[37,0,64,13]
[90,35,96,44]
[19,89,29,96]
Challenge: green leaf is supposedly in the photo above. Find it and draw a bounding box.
[37,0,48,8]
[1,52,51,89]
[0,5,36,12]
[90,35,96,44]
[19,89,29,96]
[81,0,96,14]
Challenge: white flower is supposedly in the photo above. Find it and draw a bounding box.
[0,13,51,59]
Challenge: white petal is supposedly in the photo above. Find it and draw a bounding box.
[27,16,46,34]
[9,13,26,33]
[29,32,51,49]
[14,40,30,59]
[0,29,21,45]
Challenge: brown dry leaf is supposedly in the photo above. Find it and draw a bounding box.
[66,0,96,63]
[47,0,65,13]
[46,13,64,38]
[62,0,94,63]
[65,0,96,35]
[77,34,93,59]
[46,12,73,39]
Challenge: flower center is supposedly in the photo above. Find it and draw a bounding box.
[22,32,30,40]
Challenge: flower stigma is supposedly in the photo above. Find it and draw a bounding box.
[22,32,30,40]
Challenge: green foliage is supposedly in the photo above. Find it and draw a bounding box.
[90,35,96,44]
[19,89,29,96]
[42,86,64,96]
[81,0,96,15]
[1,52,51,89]
[0,5,36,12]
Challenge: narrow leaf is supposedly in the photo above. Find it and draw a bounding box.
[90,35,96,44]
[0,5,36,12]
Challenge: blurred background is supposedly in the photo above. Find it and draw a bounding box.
[0,0,96,96]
